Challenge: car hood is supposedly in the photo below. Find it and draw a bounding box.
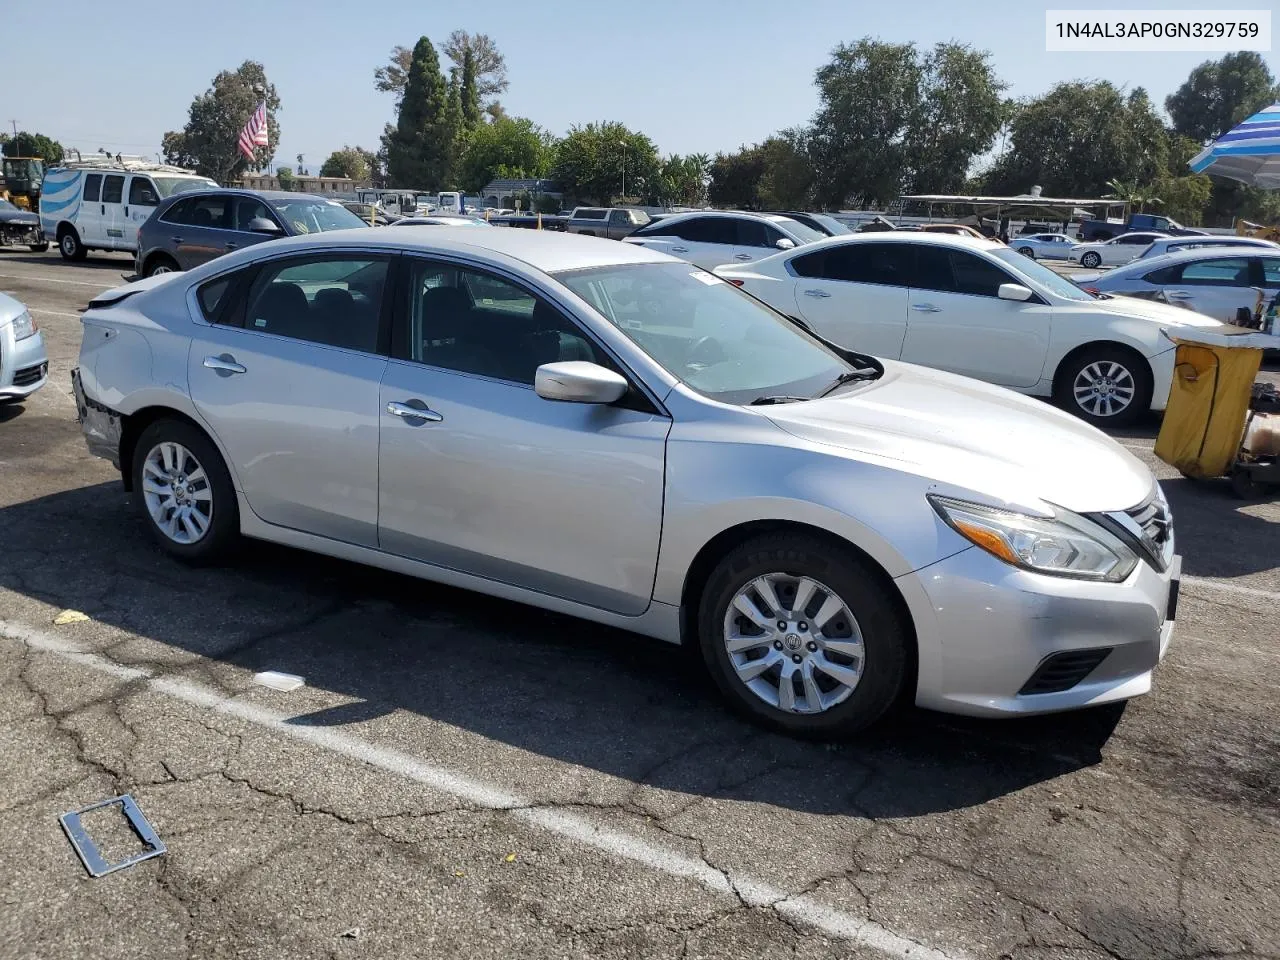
[0,208,39,226]
[763,361,1155,515]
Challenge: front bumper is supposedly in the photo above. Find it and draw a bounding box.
[898,546,1179,718]
[0,222,43,246]
[0,328,49,400]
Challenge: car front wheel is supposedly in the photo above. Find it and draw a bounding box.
[1018,246,1035,258]
[131,419,239,563]
[145,254,180,277]
[697,533,907,738]
[1054,346,1153,427]
[1080,251,1102,268]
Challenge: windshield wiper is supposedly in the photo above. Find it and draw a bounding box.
[816,368,880,398]
[749,395,810,406]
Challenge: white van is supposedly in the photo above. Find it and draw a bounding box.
[40,160,217,261]
[437,191,463,214]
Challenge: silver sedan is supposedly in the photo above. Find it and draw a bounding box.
[1010,233,1076,260]
[72,228,1179,736]
[0,292,49,403]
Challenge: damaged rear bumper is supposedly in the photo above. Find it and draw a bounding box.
[72,367,122,468]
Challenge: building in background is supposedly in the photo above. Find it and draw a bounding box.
[240,173,365,196]
[479,177,563,211]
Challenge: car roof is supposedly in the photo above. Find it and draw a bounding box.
[802,231,1003,252]
[222,225,671,272]
[651,210,801,225]
[160,187,330,203]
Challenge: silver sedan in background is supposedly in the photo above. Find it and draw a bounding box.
[71,229,1178,736]
[1011,233,1077,260]
[1080,248,1280,323]
[0,292,48,404]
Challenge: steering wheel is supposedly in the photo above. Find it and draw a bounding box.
[687,335,725,368]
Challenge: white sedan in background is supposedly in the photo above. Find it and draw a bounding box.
[1080,248,1280,324]
[1011,233,1077,260]
[1069,232,1171,268]
[1132,235,1278,262]
[714,232,1226,426]
[623,211,825,270]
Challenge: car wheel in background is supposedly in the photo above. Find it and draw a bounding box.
[145,254,180,277]
[131,419,239,564]
[58,227,87,261]
[30,241,50,253]
[1080,251,1102,268]
[1018,246,1035,258]
[697,533,907,738]
[1054,345,1152,428]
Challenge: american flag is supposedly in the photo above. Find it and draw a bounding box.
[237,102,269,162]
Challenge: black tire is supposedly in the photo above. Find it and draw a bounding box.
[1017,246,1035,258]
[58,227,87,261]
[697,533,908,738]
[131,418,239,564]
[1080,251,1102,268]
[144,254,180,277]
[1054,345,1152,428]
[1230,466,1264,500]
[30,242,50,253]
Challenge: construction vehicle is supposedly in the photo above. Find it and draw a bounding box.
[0,155,46,210]
[1235,218,1280,243]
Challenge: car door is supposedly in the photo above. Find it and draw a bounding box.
[229,194,284,254]
[186,252,391,546]
[1162,255,1259,322]
[788,242,910,358]
[1107,234,1154,265]
[377,256,670,615]
[170,196,233,269]
[607,208,632,238]
[900,244,1051,388]
[669,216,742,270]
[99,174,128,249]
[124,176,160,248]
[78,173,105,246]
[731,218,785,266]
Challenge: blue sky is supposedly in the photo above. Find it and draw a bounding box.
[6,0,1276,173]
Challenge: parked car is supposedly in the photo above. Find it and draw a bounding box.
[1077,212,1207,242]
[0,292,48,404]
[919,223,991,242]
[1069,232,1171,268]
[624,211,825,270]
[391,215,492,227]
[342,202,401,226]
[1079,249,1280,324]
[0,199,48,252]
[134,189,369,277]
[777,212,853,236]
[1132,235,1279,261]
[1011,233,1076,260]
[713,232,1226,426]
[71,228,1178,736]
[565,207,651,239]
[40,162,219,261]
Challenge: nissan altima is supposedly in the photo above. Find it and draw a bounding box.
[72,228,1179,736]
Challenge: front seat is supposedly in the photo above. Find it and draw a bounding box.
[420,285,499,375]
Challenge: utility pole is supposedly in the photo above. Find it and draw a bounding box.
[619,140,626,202]
[9,120,17,137]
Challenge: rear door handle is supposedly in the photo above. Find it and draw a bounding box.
[671,246,689,253]
[911,303,941,313]
[734,253,753,261]
[386,400,443,423]
[224,242,238,251]
[803,289,831,298]
[203,355,246,375]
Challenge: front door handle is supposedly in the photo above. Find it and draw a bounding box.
[734,253,753,261]
[911,303,941,313]
[170,236,184,244]
[803,289,831,298]
[101,204,106,215]
[1165,290,1192,300]
[671,246,689,253]
[224,242,238,251]
[386,400,443,423]
[203,355,246,375]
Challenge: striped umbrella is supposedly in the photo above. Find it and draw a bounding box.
[1189,102,1280,188]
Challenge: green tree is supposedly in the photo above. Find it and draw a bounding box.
[806,39,922,207]
[650,153,711,208]
[376,32,508,113]
[551,122,658,204]
[162,61,281,183]
[708,145,767,208]
[904,43,1006,194]
[459,49,481,129]
[1166,51,1277,143]
[276,166,295,190]
[319,146,374,182]
[455,116,555,193]
[756,134,813,209]
[1,131,64,164]
[386,36,458,188]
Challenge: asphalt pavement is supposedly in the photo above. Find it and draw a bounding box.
[1,249,1278,960]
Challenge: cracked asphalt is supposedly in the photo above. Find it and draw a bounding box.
[1,250,1279,960]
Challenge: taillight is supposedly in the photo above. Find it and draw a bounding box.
[726,278,744,287]
[1083,287,1100,295]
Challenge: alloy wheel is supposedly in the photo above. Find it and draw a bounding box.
[722,573,865,714]
[140,441,214,544]
[1073,360,1136,418]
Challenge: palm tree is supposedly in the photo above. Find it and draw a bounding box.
[1103,178,1162,213]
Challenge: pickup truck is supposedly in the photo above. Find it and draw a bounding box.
[564,207,650,239]
[1078,212,1208,242]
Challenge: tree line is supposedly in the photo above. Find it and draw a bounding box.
[8,38,1277,225]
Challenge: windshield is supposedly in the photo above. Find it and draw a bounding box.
[270,198,367,233]
[775,218,827,244]
[991,248,1096,302]
[152,176,219,198]
[809,214,852,235]
[555,262,858,404]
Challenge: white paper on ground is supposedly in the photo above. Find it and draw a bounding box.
[252,671,305,692]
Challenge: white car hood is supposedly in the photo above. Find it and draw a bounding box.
[764,361,1155,515]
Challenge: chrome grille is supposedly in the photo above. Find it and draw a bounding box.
[12,363,46,387]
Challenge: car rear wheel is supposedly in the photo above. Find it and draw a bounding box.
[697,533,907,738]
[131,419,239,563]
[1080,251,1102,268]
[58,227,87,261]
[1054,345,1152,427]
[145,254,179,277]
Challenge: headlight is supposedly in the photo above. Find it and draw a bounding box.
[10,310,37,341]
[929,495,1138,583]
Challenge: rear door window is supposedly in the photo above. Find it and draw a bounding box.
[821,243,911,286]
[679,217,738,245]
[1176,257,1252,286]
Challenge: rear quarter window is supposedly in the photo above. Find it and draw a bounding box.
[197,276,234,322]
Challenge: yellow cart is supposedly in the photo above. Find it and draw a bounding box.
[1153,327,1280,498]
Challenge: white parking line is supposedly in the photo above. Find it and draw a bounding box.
[0,272,115,289]
[1182,576,1280,601]
[28,308,82,319]
[1116,440,1153,451]
[0,619,964,960]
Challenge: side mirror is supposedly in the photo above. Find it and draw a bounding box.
[998,283,1034,302]
[247,217,282,235]
[534,361,629,404]
[775,237,796,250]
